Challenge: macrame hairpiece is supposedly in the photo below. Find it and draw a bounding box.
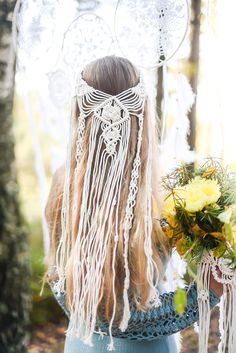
[55,71,161,349]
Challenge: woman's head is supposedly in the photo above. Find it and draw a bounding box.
[46,55,170,339]
[83,56,139,95]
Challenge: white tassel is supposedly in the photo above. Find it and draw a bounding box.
[197,255,211,353]
[211,257,236,353]
[177,73,195,115]
[120,114,143,331]
[159,73,196,177]
[197,252,236,353]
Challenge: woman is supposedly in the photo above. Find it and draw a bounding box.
[45,56,222,353]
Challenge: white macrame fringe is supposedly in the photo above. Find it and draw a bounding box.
[144,108,161,307]
[197,251,236,353]
[211,257,236,353]
[197,255,211,353]
[119,113,143,332]
[54,73,160,348]
[68,116,131,344]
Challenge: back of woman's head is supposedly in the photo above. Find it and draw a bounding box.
[46,55,170,344]
[83,56,139,95]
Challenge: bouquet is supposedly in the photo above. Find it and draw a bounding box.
[161,159,236,353]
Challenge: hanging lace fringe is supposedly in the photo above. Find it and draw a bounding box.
[197,251,236,353]
[54,74,161,349]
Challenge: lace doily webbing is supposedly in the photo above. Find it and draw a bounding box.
[96,281,220,340]
[49,278,220,340]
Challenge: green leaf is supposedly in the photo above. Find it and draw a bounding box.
[224,223,233,243]
[187,264,201,285]
[174,287,187,316]
[213,241,227,257]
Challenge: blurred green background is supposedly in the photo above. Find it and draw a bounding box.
[13,93,64,328]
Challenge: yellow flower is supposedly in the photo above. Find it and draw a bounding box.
[184,176,221,213]
[202,166,216,178]
[184,187,206,212]
[210,232,225,241]
[176,236,191,256]
[162,189,186,217]
[192,224,207,238]
[162,223,175,239]
[162,194,176,218]
[229,162,236,171]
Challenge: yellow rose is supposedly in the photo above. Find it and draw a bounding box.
[184,176,221,213]
[184,187,206,212]
[162,189,186,217]
[162,193,181,235]
[162,194,176,218]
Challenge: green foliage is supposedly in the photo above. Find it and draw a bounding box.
[13,92,65,330]
[29,222,65,327]
[174,288,187,316]
[162,163,195,190]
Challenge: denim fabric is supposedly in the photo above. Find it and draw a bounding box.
[64,332,178,353]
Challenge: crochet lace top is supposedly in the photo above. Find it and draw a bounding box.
[50,280,220,340]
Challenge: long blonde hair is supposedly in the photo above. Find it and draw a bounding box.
[45,56,170,327]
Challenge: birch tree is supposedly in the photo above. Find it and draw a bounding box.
[0,1,30,352]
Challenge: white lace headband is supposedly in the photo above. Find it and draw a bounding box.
[56,71,160,349]
[73,72,146,164]
[74,71,145,98]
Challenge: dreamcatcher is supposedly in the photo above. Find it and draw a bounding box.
[115,0,189,68]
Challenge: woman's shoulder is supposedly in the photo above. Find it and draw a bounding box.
[52,165,65,185]
[48,165,65,197]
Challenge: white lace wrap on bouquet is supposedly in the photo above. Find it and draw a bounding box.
[55,72,161,350]
[197,251,236,353]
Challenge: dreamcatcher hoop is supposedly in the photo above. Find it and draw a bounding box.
[114,0,190,69]
[60,12,115,72]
